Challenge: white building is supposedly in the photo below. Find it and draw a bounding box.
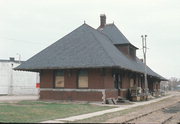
[0,57,39,95]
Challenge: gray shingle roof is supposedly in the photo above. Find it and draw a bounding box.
[99,24,138,49]
[99,24,130,44]
[15,23,166,80]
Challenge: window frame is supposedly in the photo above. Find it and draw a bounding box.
[78,70,88,89]
[54,70,65,88]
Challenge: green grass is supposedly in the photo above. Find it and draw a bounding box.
[0,100,114,123]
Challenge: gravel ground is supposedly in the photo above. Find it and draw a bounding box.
[165,112,180,124]
[131,102,180,124]
[131,110,174,124]
[163,102,180,124]
[106,94,180,123]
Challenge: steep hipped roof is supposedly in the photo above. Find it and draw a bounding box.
[99,24,130,44]
[15,23,165,80]
[15,24,131,70]
[98,24,138,49]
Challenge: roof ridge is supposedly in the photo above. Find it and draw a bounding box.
[84,24,127,67]
[99,23,131,44]
[97,28,117,46]
[111,24,131,43]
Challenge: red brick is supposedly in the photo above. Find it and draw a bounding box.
[40,90,103,101]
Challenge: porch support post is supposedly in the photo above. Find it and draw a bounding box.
[102,90,106,104]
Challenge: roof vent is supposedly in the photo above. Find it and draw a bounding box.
[100,14,106,28]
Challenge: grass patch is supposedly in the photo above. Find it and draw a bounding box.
[0,100,114,123]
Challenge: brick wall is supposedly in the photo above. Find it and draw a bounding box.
[116,44,136,60]
[119,89,128,98]
[88,69,104,89]
[121,73,130,89]
[39,69,117,101]
[40,70,54,88]
[116,45,129,56]
[64,70,77,88]
[105,89,118,99]
[104,69,114,89]
[40,69,114,89]
[40,69,159,101]
[40,90,103,101]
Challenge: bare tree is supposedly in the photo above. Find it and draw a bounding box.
[168,77,180,90]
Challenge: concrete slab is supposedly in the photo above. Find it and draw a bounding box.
[0,95,39,102]
[40,120,64,123]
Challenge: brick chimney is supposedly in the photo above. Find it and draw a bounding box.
[100,14,106,28]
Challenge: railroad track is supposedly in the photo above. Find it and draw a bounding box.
[123,101,180,124]
[161,116,173,124]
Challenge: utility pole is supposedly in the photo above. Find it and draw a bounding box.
[141,35,148,95]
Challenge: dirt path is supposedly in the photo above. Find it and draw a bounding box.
[106,94,180,123]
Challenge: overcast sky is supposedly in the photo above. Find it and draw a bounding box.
[0,0,179,79]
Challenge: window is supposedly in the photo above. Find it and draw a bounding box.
[55,70,64,88]
[78,70,88,88]
[114,74,121,89]
[130,78,134,87]
[129,47,134,56]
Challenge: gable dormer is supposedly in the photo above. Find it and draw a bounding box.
[129,45,137,59]
[115,44,137,60]
[97,14,138,60]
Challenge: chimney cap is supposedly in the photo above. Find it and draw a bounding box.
[100,14,106,17]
